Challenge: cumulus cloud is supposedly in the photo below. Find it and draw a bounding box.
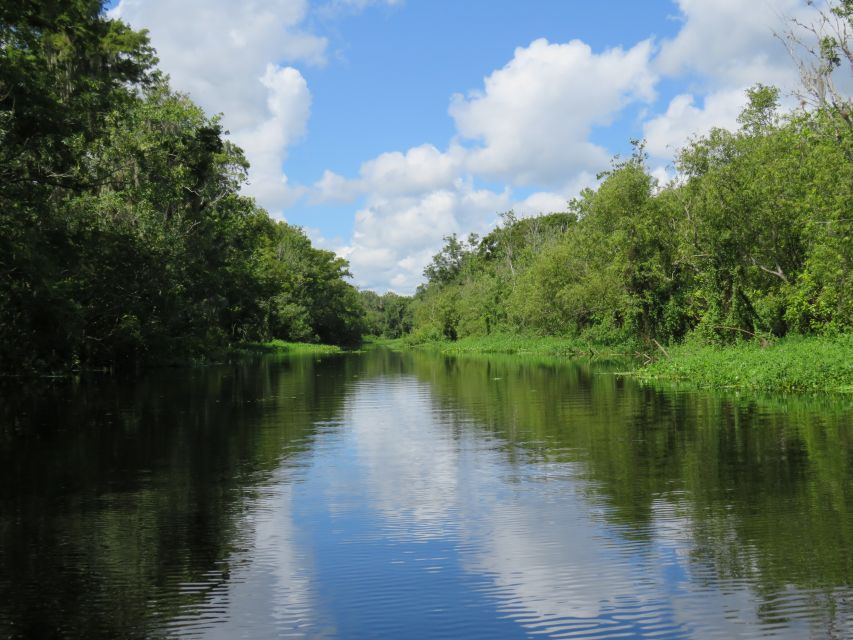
[451,38,657,187]
[644,0,823,161]
[360,144,463,197]
[112,0,325,126]
[312,144,464,205]
[657,0,803,89]
[313,144,495,292]
[643,89,746,158]
[115,0,834,292]
[231,65,312,210]
[341,178,511,292]
[324,38,658,291]
[112,0,325,214]
[514,191,570,218]
[311,170,363,204]
[322,144,593,293]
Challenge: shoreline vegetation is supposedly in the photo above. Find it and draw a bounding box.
[374,334,633,360]
[634,335,853,394]
[239,340,343,355]
[370,334,853,394]
[0,340,344,380]
[359,4,853,399]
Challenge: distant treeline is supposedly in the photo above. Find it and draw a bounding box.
[1,1,364,373]
[366,85,852,346]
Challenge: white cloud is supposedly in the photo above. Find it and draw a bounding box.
[643,0,824,161]
[320,130,600,293]
[450,38,657,186]
[312,144,463,204]
[311,170,363,204]
[323,37,660,292]
[112,0,325,127]
[341,179,511,292]
[514,191,569,217]
[657,0,804,89]
[643,89,746,158]
[112,0,326,215]
[231,65,312,211]
[360,144,463,197]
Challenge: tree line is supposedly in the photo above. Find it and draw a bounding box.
[366,2,853,348]
[399,83,851,347]
[1,1,365,373]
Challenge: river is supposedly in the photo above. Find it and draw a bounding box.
[0,348,850,638]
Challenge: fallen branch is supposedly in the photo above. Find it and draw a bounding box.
[634,351,653,365]
[652,339,670,359]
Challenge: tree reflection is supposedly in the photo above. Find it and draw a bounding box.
[403,350,852,626]
[0,353,350,638]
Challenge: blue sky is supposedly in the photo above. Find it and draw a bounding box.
[286,0,680,237]
[111,0,814,292]
[289,1,680,175]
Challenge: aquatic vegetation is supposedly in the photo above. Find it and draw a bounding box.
[636,335,853,393]
[244,340,343,355]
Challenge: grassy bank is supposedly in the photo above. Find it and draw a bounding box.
[239,340,343,355]
[373,332,853,394]
[390,333,636,360]
[635,335,853,393]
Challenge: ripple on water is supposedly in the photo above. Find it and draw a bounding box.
[0,351,851,639]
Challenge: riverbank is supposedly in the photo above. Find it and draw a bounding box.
[373,333,853,394]
[0,340,345,379]
[240,340,344,355]
[635,334,853,393]
[373,334,634,360]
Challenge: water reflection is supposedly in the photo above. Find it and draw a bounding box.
[0,349,850,638]
[0,353,346,638]
[403,351,853,638]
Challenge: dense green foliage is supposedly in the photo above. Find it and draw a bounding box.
[0,1,364,373]
[358,290,413,338]
[405,87,852,356]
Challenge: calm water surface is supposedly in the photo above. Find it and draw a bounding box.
[0,348,851,639]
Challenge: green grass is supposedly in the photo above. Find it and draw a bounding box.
[361,336,406,348]
[377,331,853,394]
[241,340,343,355]
[399,333,635,361]
[636,334,853,393]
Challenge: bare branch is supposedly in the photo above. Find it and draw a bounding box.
[776,0,853,117]
[751,257,790,284]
